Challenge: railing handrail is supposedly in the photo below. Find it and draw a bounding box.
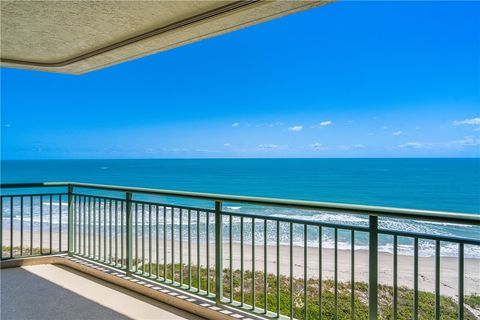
[1,181,479,225]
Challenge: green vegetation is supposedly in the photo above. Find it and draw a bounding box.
[142,263,479,320]
[1,246,58,257]
[466,295,480,310]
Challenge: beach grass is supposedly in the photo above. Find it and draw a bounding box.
[1,245,59,257]
[142,263,479,320]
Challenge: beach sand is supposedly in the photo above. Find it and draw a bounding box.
[3,229,479,297]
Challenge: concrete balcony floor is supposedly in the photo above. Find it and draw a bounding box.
[1,264,205,320]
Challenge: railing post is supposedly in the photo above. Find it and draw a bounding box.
[67,185,74,256]
[369,215,378,320]
[215,200,223,306]
[126,192,133,274]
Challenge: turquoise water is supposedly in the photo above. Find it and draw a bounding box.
[1,159,479,257]
[2,158,479,212]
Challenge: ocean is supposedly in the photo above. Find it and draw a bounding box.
[1,158,479,257]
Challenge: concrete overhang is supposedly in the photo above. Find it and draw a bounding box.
[1,0,332,75]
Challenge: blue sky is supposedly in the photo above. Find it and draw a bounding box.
[1,1,479,159]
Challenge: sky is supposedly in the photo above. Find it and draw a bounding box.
[1,1,479,160]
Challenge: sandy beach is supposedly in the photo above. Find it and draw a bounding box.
[3,229,479,297]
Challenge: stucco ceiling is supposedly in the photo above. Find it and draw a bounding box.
[1,1,332,74]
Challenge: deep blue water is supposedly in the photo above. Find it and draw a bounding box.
[1,158,479,213]
[1,159,479,257]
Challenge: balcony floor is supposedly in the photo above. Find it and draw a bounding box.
[1,264,205,320]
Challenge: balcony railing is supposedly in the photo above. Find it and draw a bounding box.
[1,182,479,320]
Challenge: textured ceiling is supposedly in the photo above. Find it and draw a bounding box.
[0,1,332,74]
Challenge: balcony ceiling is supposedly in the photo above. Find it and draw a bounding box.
[0,0,332,75]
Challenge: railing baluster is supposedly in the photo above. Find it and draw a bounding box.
[172,207,175,283]
[156,206,160,279]
[290,222,293,320]
[277,220,280,318]
[0,197,3,259]
[115,200,118,265]
[368,215,378,320]
[206,211,210,294]
[149,204,152,278]
[126,193,133,274]
[334,228,338,320]
[88,197,91,257]
[134,203,138,272]
[121,201,124,268]
[164,206,167,281]
[196,209,200,291]
[435,240,440,320]
[319,226,322,320]
[20,196,23,256]
[10,197,13,257]
[109,199,112,263]
[98,198,101,259]
[230,214,233,303]
[215,200,223,306]
[59,194,62,252]
[104,199,107,262]
[188,209,191,288]
[414,238,419,320]
[83,196,86,256]
[92,197,96,258]
[241,216,244,306]
[30,196,33,255]
[180,208,183,285]
[142,204,145,274]
[351,229,355,320]
[458,243,464,320]
[49,195,52,254]
[252,217,256,310]
[393,235,398,320]
[39,196,42,255]
[78,196,81,254]
[264,219,268,314]
[304,224,308,320]
[67,185,75,255]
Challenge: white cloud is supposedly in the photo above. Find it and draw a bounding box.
[453,118,480,126]
[258,144,279,150]
[347,120,355,123]
[232,123,239,127]
[382,126,388,130]
[447,136,480,147]
[310,143,323,150]
[337,145,350,151]
[4,123,11,128]
[288,125,303,132]
[354,144,365,148]
[268,121,284,127]
[393,131,403,136]
[224,143,231,147]
[319,121,332,127]
[398,142,430,149]
[163,148,189,152]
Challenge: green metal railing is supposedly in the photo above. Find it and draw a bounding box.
[1,182,479,320]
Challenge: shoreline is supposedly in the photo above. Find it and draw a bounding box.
[3,229,479,297]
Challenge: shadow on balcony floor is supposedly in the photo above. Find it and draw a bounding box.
[1,264,205,320]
